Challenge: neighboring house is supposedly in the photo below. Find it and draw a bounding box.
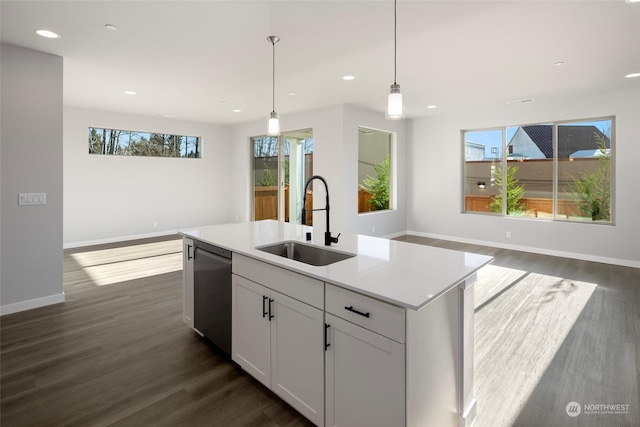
[507,125,610,159]
[465,141,486,160]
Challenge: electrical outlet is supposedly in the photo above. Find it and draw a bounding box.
[506,231,512,239]
[153,221,158,228]
[18,193,46,205]
[372,226,376,233]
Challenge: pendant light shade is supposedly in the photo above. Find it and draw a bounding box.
[387,83,403,119]
[267,36,280,136]
[386,0,403,120]
[268,111,280,136]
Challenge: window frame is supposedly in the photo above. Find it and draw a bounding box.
[88,126,201,158]
[461,116,615,225]
[357,126,397,215]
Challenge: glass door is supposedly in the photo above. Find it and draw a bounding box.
[252,136,280,221]
[252,129,313,224]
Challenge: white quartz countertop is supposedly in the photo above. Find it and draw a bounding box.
[179,220,493,311]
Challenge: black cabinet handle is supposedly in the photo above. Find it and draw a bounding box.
[345,305,370,318]
[187,244,193,260]
[268,298,274,320]
[324,323,330,350]
[262,295,268,318]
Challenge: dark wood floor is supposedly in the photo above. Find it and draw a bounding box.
[1,234,638,427]
[1,235,313,427]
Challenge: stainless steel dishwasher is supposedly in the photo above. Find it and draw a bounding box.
[193,240,232,357]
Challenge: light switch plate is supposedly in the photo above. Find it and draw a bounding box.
[18,193,46,205]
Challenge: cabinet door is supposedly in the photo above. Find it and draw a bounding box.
[232,274,271,388]
[271,291,324,427]
[325,313,405,427]
[182,238,194,328]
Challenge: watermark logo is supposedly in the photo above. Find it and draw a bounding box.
[566,401,631,417]
[566,402,581,417]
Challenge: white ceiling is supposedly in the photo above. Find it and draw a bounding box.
[2,0,639,126]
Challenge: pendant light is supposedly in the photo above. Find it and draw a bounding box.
[386,0,403,120]
[267,35,281,136]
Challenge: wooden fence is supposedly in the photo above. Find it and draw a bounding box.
[358,189,373,213]
[465,195,584,218]
[254,186,313,224]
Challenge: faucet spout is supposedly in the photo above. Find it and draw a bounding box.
[301,175,340,246]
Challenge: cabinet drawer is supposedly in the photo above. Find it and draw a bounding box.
[325,284,405,343]
[233,254,324,309]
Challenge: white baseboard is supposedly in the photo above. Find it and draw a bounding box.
[381,230,408,239]
[63,229,180,249]
[1,292,66,316]
[405,230,640,269]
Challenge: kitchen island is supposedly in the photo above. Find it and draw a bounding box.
[180,220,493,427]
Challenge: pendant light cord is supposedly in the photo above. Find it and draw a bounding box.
[394,0,397,85]
[272,40,276,113]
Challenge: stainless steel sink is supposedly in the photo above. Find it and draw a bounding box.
[256,241,355,266]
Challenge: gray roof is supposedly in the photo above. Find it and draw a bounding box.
[516,125,610,158]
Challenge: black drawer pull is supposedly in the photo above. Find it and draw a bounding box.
[262,295,268,318]
[325,323,331,350]
[345,306,370,318]
[268,298,274,320]
[187,244,193,260]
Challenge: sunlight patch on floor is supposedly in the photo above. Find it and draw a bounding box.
[78,252,182,286]
[472,266,597,427]
[70,239,182,267]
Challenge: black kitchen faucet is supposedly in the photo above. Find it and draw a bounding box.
[301,175,340,246]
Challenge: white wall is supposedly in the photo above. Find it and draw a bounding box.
[407,88,640,267]
[64,107,236,246]
[1,44,64,314]
[230,104,407,239]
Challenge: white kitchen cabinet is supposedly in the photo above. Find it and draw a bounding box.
[232,271,324,426]
[325,282,469,427]
[231,274,271,386]
[182,237,194,328]
[270,290,324,426]
[325,313,405,427]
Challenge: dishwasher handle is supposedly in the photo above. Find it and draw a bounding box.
[194,248,232,265]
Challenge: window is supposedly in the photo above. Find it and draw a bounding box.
[252,129,314,224]
[358,127,394,213]
[89,127,201,158]
[558,119,612,221]
[463,117,613,223]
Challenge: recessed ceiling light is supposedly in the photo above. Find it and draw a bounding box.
[342,75,355,81]
[288,92,297,96]
[104,24,118,31]
[123,90,136,95]
[35,29,60,39]
[625,0,640,3]
[625,72,640,78]
[154,113,174,118]
[232,109,242,113]
[427,105,437,109]
[554,61,564,66]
